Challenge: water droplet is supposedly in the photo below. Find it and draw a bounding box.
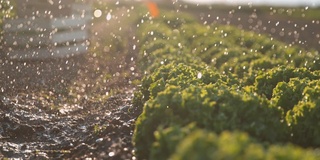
[106,13,112,21]
[94,9,102,18]
[96,138,103,143]
[108,152,115,157]
[106,110,111,116]
[197,72,202,79]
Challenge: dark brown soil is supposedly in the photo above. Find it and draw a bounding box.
[0,5,140,159]
[0,89,140,159]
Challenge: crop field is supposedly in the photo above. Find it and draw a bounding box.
[1,1,320,159]
[132,5,320,160]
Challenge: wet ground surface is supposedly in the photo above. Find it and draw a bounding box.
[0,50,140,159]
[0,5,140,159]
[0,91,140,159]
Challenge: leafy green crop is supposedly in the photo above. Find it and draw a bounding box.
[152,124,319,160]
[271,78,309,112]
[0,0,15,22]
[286,80,320,147]
[134,82,289,159]
[132,10,320,160]
[170,130,265,160]
[254,66,320,99]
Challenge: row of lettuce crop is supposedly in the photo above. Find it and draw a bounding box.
[0,1,14,25]
[132,11,320,159]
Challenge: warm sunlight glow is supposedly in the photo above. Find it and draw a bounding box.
[182,0,320,6]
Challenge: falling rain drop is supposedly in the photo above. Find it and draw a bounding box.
[109,152,115,157]
[197,72,202,79]
[94,9,102,18]
[96,138,103,143]
[106,13,112,21]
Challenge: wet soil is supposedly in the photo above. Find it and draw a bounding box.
[0,91,140,159]
[1,5,140,159]
[0,52,141,159]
